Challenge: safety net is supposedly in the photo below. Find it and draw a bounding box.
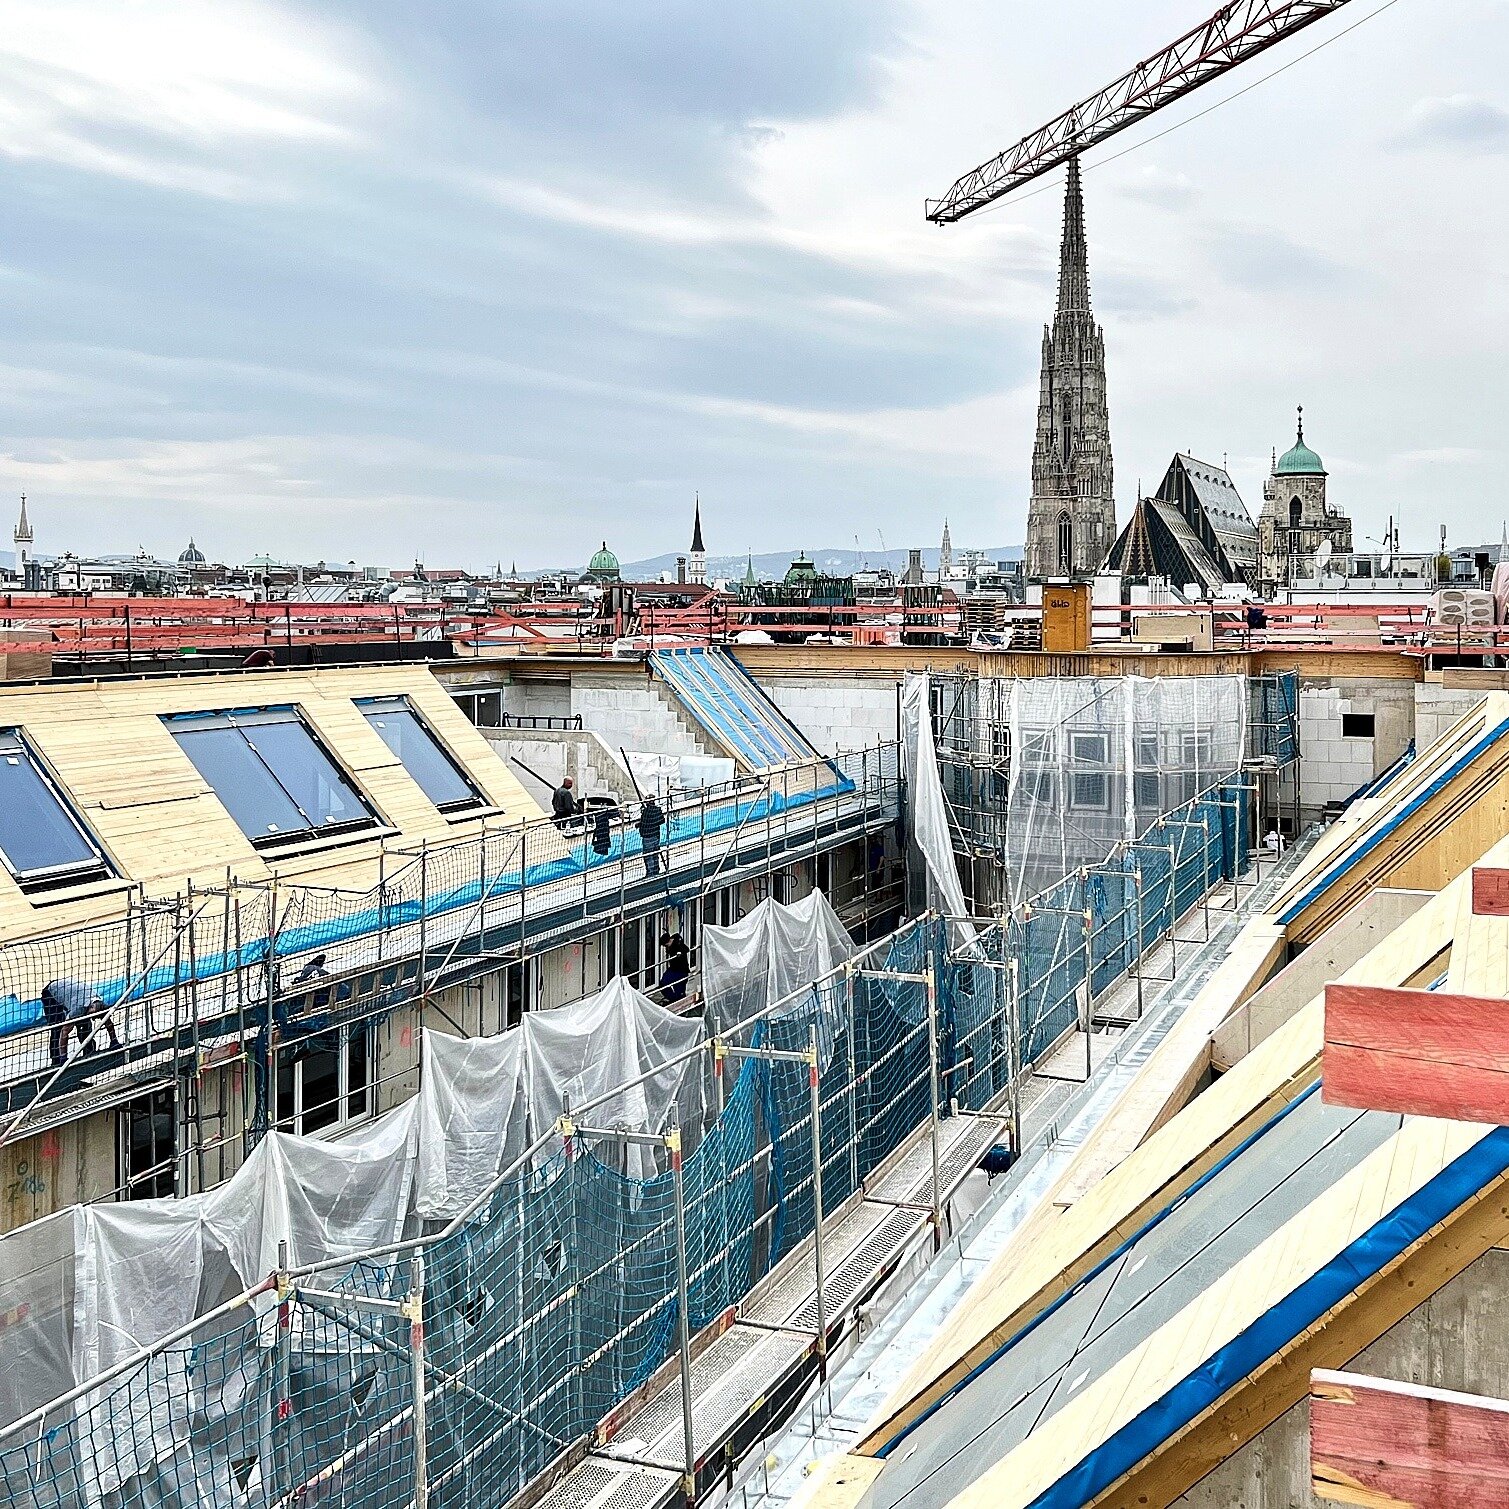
[0,783,1252,1509]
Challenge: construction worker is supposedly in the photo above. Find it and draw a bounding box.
[552,776,578,831]
[637,796,667,877]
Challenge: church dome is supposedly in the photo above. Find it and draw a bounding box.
[178,538,206,566]
[587,542,619,577]
[1276,409,1325,476]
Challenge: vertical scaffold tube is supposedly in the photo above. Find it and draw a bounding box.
[808,1023,828,1378]
[923,956,944,1250]
[669,1128,696,1506]
[407,1251,429,1509]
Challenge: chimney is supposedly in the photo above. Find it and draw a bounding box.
[676,556,687,584]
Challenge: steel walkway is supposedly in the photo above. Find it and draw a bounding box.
[525,1112,1007,1509]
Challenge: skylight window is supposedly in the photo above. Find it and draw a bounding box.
[0,729,112,892]
[167,708,377,848]
[358,697,484,813]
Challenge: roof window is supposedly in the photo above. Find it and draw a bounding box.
[166,707,378,848]
[0,729,113,892]
[358,697,484,812]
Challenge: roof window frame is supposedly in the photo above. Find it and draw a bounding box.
[164,704,382,851]
[0,727,115,893]
[355,695,487,815]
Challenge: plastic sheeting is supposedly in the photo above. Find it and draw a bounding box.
[0,975,712,1443]
[623,751,737,798]
[699,891,855,1048]
[416,978,706,1212]
[901,673,976,943]
[930,672,1249,904]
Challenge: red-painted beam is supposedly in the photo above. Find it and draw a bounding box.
[1311,1369,1509,1506]
[1474,869,1509,917]
[1323,982,1509,1123]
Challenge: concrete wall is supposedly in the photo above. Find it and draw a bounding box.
[482,727,639,808]
[1296,679,1413,817]
[1175,1248,1509,1507]
[1415,681,1486,751]
[569,671,722,760]
[753,675,899,754]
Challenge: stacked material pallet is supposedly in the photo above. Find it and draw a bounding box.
[1430,587,1494,628]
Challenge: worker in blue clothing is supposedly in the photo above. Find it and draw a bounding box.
[637,796,667,877]
[41,979,121,1067]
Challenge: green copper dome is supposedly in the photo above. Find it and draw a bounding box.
[587,542,619,575]
[1276,408,1325,476]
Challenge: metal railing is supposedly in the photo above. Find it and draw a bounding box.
[0,769,1256,1509]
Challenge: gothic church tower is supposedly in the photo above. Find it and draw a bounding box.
[1023,158,1116,581]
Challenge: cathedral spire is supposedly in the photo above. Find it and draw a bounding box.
[690,494,704,554]
[1023,156,1114,581]
[15,493,31,543]
[1055,156,1091,319]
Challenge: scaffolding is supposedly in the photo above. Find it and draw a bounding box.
[928,670,1298,907]
[0,744,904,1203]
[0,755,1254,1509]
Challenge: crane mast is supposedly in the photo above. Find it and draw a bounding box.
[926,0,1354,223]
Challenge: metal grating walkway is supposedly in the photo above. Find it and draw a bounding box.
[522,1107,1005,1509]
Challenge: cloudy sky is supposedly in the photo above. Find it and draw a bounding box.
[0,0,1505,569]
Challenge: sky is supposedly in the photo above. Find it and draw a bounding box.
[0,0,1506,569]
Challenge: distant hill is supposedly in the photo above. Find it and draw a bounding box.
[584,545,1023,581]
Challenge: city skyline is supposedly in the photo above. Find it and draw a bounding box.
[0,3,1504,566]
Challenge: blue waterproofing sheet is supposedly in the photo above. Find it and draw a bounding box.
[1278,713,1509,926]
[869,1088,1462,1509]
[649,647,823,770]
[0,771,855,1038]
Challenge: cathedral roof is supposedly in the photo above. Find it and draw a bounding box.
[1276,408,1325,476]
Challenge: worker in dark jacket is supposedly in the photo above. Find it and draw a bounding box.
[41,979,120,1067]
[637,797,667,877]
[551,776,577,831]
[657,932,691,1003]
[591,806,613,857]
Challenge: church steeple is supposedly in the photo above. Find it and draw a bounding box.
[688,494,707,585]
[1055,156,1091,319]
[1023,156,1115,582]
[12,494,32,582]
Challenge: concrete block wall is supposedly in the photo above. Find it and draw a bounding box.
[1296,678,1413,818]
[754,676,899,755]
[569,671,722,761]
[1414,683,1487,752]
[482,727,639,808]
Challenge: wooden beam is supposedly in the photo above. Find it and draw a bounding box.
[1324,982,1509,1123]
[1311,1368,1509,1507]
[1091,1170,1509,1506]
[1474,868,1509,916]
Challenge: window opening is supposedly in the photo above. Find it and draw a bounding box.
[359,697,485,813]
[0,729,112,892]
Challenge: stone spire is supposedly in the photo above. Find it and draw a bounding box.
[689,494,706,585]
[13,494,32,581]
[940,517,953,577]
[1055,155,1091,318]
[1023,157,1116,581]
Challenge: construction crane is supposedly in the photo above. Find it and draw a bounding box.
[926,0,1355,223]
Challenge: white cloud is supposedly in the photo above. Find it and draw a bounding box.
[0,1,373,194]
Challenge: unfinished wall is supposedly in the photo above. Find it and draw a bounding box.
[569,671,722,760]
[481,727,638,808]
[1415,681,1487,751]
[752,675,899,754]
[1174,1248,1509,1508]
[1296,680,1414,818]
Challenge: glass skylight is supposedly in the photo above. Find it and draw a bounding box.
[359,697,484,813]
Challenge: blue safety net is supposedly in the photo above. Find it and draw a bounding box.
[0,784,1252,1509]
